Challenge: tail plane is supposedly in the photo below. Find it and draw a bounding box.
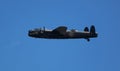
[84,25,97,42]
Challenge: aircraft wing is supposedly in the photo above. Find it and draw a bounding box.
[52,26,67,35]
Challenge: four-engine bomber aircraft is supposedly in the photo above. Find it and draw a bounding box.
[28,25,98,41]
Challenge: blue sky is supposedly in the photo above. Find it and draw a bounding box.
[0,0,120,71]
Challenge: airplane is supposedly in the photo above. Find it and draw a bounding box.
[28,25,98,41]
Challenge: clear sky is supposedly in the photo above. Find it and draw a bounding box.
[0,0,120,71]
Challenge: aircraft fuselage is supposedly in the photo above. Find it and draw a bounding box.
[28,25,98,41]
[28,30,97,39]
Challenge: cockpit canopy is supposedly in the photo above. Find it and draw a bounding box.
[29,28,45,34]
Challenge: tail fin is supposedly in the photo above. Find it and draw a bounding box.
[84,27,89,32]
[90,25,95,34]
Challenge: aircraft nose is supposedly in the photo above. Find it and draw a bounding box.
[28,30,33,36]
